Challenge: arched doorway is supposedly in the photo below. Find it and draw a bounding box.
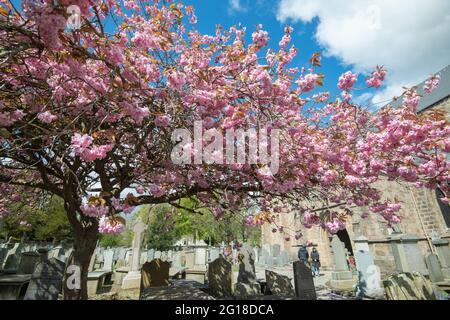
[336,229,354,256]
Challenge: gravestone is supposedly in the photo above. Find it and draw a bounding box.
[330,235,353,288]
[0,248,7,268]
[48,246,63,260]
[253,247,259,264]
[209,248,220,262]
[2,243,21,270]
[140,259,170,290]
[195,241,207,265]
[208,255,232,298]
[265,270,295,296]
[383,272,436,300]
[390,233,428,275]
[280,251,289,266]
[425,253,444,283]
[354,250,384,298]
[88,250,96,272]
[331,236,349,271]
[272,244,281,257]
[140,251,148,265]
[147,249,155,261]
[432,238,450,280]
[171,252,182,268]
[185,251,195,268]
[235,244,261,297]
[125,249,133,266]
[24,258,65,300]
[122,218,147,289]
[17,252,41,275]
[102,249,115,272]
[293,261,316,300]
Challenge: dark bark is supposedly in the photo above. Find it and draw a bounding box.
[62,200,99,300]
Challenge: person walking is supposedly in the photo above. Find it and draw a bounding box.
[310,247,321,277]
[297,245,309,264]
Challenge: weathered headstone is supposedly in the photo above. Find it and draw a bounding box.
[272,244,281,257]
[293,261,316,300]
[17,252,41,275]
[48,246,63,260]
[0,248,7,268]
[425,253,444,283]
[195,241,207,265]
[208,255,232,298]
[147,249,155,261]
[2,243,21,270]
[432,238,450,280]
[330,235,353,289]
[140,251,148,265]
[390,233,428,275]
[102,249,115,272]
[383,272,436,300]
[140,259,170,290]
[265,270,295,296]
[24,258,65,300]
[331,236,349,271]
[354,250,384,298]
[235,244,261,297]
[209,248,220,262]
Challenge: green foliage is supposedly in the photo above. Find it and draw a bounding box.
[0,196,73,242]
[141,198,261,250]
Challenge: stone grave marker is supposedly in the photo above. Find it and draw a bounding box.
[102,249,115,272]
[293,261,317,300]
[140,259,170,290]
[354,250,384,298]
[425,253,444,283]
[265,270,295,296]
[235,243,261,297]
[209,248,220,262]
[24,258,66,300]
[208,255,232,298]
[147,249,155,261]
[17,252,41,275]
[272,244,281,257]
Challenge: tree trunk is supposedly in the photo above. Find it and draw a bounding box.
[63,222,98,300]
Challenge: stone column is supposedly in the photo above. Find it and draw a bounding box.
[432,238,450,280]
[122,218,147,289]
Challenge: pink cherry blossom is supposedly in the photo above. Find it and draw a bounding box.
[338,71,358,91]
[37,111,58,124]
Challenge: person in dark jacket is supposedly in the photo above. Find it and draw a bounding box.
[310,247,321,277]
[298,245,309,264]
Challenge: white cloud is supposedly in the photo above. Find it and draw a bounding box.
[228,0,245,14]
[277,0,450,104]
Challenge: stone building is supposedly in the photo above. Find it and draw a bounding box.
[262,65,450,278]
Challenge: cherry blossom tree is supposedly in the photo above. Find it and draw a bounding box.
[0,0,448,299]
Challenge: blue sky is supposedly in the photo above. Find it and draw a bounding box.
[184,0,348,103]
[10,0,450,107]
